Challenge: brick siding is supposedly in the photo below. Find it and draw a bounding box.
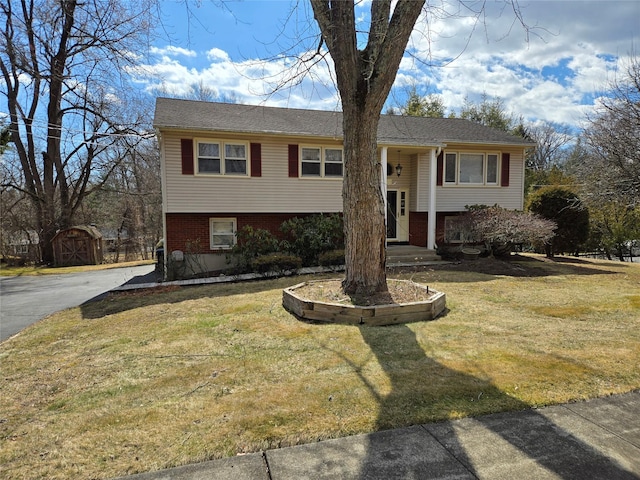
[408,211,428,247]
[166,211,461,253]
[166,212,320,253]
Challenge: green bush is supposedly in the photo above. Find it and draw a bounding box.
[229,226,280,270]
[280,214,344,266]
[252,253,302,275]
[527,186,589,257]
[318,249,345,267]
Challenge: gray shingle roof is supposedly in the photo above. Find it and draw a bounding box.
[154,97,534,147]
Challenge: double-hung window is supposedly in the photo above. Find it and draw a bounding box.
[301,147,321,176]
[301,146,343,178]
[324,148,343,177]
[197,141,247,175]
[444,152,500,185]
[209,218,236,249]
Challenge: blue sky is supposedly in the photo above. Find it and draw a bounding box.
[133,0,640,130]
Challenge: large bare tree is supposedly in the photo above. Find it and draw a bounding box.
[310,0,425,295]
[583,54,640,206]
[310,1,531,296]
[0,0,156,263]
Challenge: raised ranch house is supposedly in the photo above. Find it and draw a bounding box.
[153,97,534,276]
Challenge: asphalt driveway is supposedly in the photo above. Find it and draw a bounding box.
[0,264,155,341]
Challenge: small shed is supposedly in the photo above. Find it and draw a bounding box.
[52,225,104,266]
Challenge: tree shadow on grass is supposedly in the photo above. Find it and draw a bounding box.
[354,324,637,479]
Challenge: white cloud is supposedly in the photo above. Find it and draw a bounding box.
[132,44,339,110]
[395,0,639,127]
[206,48,230,62]
[150,46,197,58]
[136,0,638,129]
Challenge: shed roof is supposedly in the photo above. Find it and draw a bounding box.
[153,97,534,148]
[52,225,103,240]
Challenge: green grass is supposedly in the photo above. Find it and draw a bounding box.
[1,254,639,479]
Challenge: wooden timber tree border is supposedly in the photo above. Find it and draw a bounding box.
[282,280,446,326]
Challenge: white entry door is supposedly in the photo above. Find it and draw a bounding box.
[386,189,409,242]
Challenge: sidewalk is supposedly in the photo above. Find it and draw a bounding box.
[118,390,639,480]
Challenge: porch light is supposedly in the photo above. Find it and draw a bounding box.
[395,163,403,177]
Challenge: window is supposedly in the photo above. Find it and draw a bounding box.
[301,147,321,176]
[443,152,500,185]
[445,153,457,183]
[198,142,221,174]
[324,148,343,177]
[14,244,29,255]
[209,218,236,249]
[197,141,247,175]
[460,154,484,183]
[444,216,466,243]
[486,154,498,184]
[224,144,247,174]
[301,146,343,178]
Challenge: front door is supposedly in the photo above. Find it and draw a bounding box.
[386,189,409,242]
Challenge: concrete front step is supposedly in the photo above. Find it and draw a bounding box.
[387,246,441,264]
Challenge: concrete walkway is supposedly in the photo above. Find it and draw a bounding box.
[118,390,639,480]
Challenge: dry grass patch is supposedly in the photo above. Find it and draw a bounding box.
[0,259,154,276]
[1,254,639,479]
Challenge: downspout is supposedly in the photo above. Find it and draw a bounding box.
[427,147,439,250]
[381,146,388,248]
[157,129,168,279]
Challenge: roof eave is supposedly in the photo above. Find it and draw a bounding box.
[153,124,344,142]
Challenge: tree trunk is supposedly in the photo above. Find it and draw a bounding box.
[310,0,425,297]
[341,104,387,295]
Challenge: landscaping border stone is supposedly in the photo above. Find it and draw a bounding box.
[282,280,446,325]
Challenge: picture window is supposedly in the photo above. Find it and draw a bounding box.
[443,152,501,185]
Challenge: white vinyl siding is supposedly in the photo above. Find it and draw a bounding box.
[436,150,525,211]
[163,131,525,215]
[163,133,343,213]
[412,152,432,211]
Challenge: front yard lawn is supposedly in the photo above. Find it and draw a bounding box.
[1,254,639,479]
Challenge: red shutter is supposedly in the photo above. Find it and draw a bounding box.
[501,153,510,187]
[250,143,262,177]
[181,139,194,175]
[288,144,299,177]
[436,151,444,186]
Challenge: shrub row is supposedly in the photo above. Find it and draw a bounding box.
[229,214,344,273]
